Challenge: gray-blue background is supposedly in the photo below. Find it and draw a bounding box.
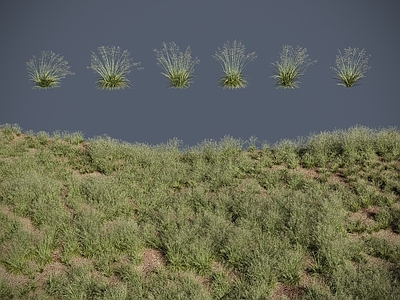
[1,0,399,146]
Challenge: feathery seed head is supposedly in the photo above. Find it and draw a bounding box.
[154,42,199,89]
[271,45,316,89]
[26,51,74,89]
[331,47,370,88]
[88,46,142,90]
[213,40,256,89]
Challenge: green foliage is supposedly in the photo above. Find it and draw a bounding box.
[330,261,400,299]
[47,263,129,300]
[213,40,256,89]
[143,269,211,299]
[374,128,400,161]
[1,171,69,227]
[154,42,199,88]
[271,45,316,88]
[0,124,400,298]
[273,139,301,168]
[88,46,142,90]
[331,47,371,87]
[26,50,74,89]
[0,225,36,276]
[364,236,400,263]
[0,123,22,140]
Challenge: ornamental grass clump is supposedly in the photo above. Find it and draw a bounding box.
[26,51,74,89]
[331,47,371,88]
[271,45,316,89]
[154,42,199,89]
[88,46,142,90]
[213,40,256,89]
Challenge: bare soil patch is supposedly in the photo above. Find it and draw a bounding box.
[137,248,166,276]
[271,283,306,299]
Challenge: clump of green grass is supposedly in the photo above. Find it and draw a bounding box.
[213,40,256,89]
[26,50,74,89]
[331,47,371,87]
[154,42,199,89]
[88,46,142,90]
[271,45,316,89]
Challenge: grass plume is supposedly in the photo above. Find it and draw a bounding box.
[213,40,256,89]
[331,47,371,87]
[154,42,199,89]
[26,51,74,89]
[88,46,142,90]
[271,45,316,89]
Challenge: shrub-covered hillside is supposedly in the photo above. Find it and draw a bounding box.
[0,124,399,299]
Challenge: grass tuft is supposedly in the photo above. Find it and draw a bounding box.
[331,47,371,87]
[213,40,256,89]
[26,51,74,89]
[88,46,142,90]
[154,42,199,89]
[271,45,316,89]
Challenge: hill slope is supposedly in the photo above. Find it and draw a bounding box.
[1,124,400,299]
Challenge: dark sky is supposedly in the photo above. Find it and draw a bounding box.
[1,0,399,147]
